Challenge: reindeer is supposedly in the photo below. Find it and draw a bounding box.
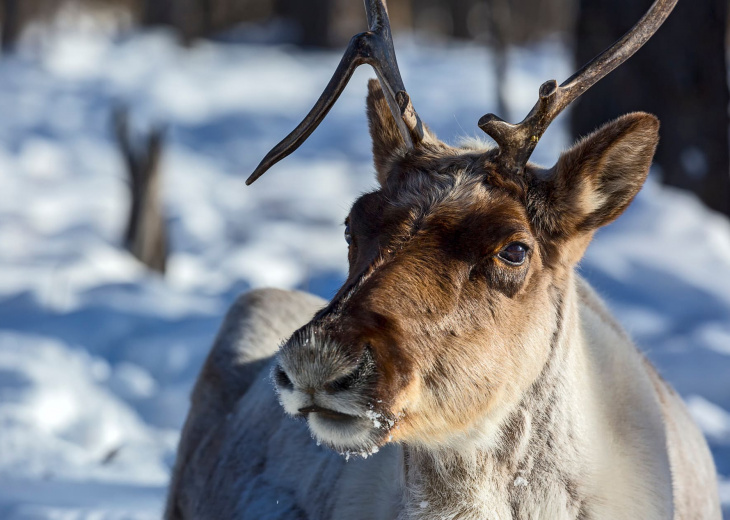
[165,0,721,518]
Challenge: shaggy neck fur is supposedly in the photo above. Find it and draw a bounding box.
[397,273,673,520]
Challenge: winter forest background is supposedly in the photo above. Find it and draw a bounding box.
[0,0,729,517]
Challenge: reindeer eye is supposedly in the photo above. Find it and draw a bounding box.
[497,243,527,266]
[344,223,352,245]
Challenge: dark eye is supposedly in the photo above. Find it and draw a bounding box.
[344,222,352,245]
[497,243,527,266]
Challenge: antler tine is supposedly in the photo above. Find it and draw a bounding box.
[247,0,425,185]
[479,0,678,175]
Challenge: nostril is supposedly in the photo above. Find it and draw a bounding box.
[324,368,360,393]
[274,364,294,390]
[324,348,374,393]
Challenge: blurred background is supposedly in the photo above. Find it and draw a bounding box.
[0,0,728,518]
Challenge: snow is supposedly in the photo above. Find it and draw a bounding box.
[365,409,383,429]
[0,29,727,518]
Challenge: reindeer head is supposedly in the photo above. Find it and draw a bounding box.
[252,0,675,456]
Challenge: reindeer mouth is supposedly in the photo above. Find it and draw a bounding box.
[298,404,357,422]
[274,331,393,456]
[293,402,392,457]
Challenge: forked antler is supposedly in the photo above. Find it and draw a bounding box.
[247,0,424,185]
[479,0,678,175]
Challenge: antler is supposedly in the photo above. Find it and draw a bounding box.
[479,0,678,175]
[247,0,424,185]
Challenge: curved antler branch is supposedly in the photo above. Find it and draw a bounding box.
[247,0,423,185]
[480,0,678,175]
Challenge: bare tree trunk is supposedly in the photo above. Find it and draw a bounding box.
[275,0,333,47]
[142,0,176,27]
[1,0,21,53]
[200,0,214,33]
[572,0,730,216]
[179,0,217,43]
[178,0,201,44]
[449,0,474,39]
[114,108,168,275]
[488,0,511,121]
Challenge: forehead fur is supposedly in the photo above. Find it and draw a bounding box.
[378,145,531,212]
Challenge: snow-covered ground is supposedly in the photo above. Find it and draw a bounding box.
[0,29,728,518]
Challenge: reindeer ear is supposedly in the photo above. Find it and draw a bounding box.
[534,113,659,243]
[366,79,408,185]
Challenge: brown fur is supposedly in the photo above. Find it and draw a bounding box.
[280,81,660,449]
[169,80,719,520]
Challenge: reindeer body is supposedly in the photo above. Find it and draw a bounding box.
[167,102,719,519]
[167,1,720,517]
[167,277,719,520]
